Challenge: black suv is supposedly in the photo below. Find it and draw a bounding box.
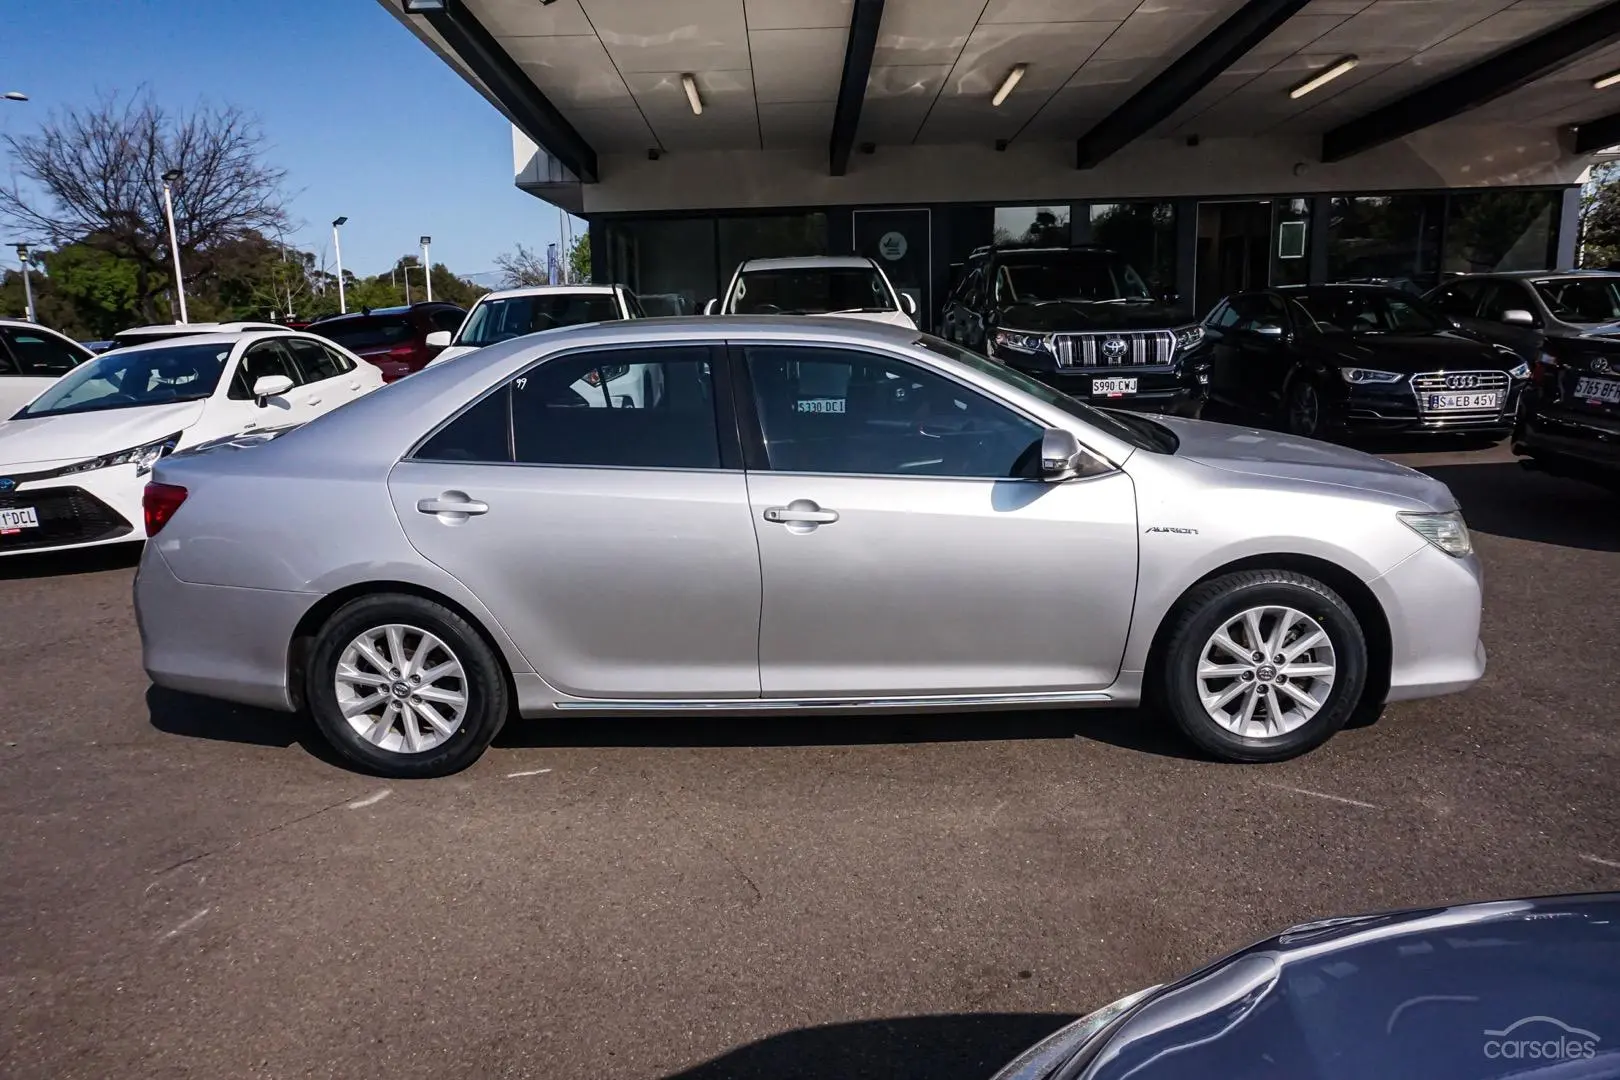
[939,244,1210,416]
[1428,271,1620,488]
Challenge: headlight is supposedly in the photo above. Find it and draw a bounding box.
[1339,367,1405,384]
[1508,360,1530,380]
[991,329,1050,355]
[1173,324,1205,351]
[990,985,1160,1080]
[57,433,182,479]
[1399,510,1473,557]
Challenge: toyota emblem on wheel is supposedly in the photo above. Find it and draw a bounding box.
[1101,336,1129,360]
[1445,373,1481,389]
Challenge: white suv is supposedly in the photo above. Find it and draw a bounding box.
[709,256,918,328]
[426,285,639,366]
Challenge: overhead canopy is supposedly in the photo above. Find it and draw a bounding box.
[383,0,1620,180]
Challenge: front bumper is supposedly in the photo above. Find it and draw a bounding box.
[994,349,1208,416]
[1338,379,1527,435]
[1369,541,1487,702]
[0,462,144,556]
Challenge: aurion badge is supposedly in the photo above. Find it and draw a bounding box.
[1101,336,1129,361]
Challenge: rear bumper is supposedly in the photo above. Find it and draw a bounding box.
[135,543,309,712]
[1369,542,1487,702]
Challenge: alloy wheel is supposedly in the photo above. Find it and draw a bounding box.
[1196,606,1336,738]
[334,623,468,754]
[1289,381,1320,435]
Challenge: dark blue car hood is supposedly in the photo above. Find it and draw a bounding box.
[1067,893,1620,1080]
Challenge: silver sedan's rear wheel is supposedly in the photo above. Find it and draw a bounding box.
[308,595,509,778]
[335,624,469,754]
[1160,571,1368,762]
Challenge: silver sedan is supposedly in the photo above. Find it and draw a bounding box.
[133,318,1485,778]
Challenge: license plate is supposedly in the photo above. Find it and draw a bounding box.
[1574,375,1620,404]
[796,398,845,414]
[1423,391,1501,412]
[0,507,39,533]
[1092,377,1138,396]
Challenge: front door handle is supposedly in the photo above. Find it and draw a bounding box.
[764,501,839,525]
[417,492,489,516]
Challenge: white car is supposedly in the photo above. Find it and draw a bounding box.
[709,255,919,328]
[0,320,96,418]
[426,285,639,367]
[0,330,383,556]
[108,321,290,349]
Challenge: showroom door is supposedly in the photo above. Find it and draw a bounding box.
[1195,201,1272,317]
[854,209,931,330]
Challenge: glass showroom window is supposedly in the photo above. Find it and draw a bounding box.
[716,214,830,278]
[1271,198,1310,288]
[994,205,1072,247]
[1327,195,1443,291]
[600,218,718,317]
[1442,191,1559,276]
[1090,202,1177,293]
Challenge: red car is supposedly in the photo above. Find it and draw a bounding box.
[306,302,466,382]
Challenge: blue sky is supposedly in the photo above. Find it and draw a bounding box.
[3,0,575,281]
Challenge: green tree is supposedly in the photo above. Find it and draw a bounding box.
[568,231,590,283]
[40,244,141,338]
[1580,162,1620,268]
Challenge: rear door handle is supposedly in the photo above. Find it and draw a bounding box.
[763,502,839,525]
[417,493,489,516]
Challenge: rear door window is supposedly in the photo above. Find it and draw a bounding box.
[284,337,353,382]
[313,317,413,351]
[229,340,303,399]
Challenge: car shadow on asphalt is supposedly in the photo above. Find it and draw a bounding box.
[494,706,1206,760]
[1417,461,1619,552]
[145,686,349,769]
[0,542,143,579]
[660,1012,1081,1080]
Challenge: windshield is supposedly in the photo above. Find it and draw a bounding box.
[914,335,1176,454]
[454,294,621,347]
[1288,289,1446,334]
[998,252,1152,303]
[18,341,230,418]
[1534,278,1620,323]
[729,267,897,315]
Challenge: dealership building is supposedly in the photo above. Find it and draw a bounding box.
[383,0,1620,328]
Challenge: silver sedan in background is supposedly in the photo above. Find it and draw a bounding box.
[133,318,1485,778]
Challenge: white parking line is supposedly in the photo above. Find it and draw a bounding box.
[1579,854,1620,870]
[506,768,552,778]
[1264,783,1378,810]
[162,907,212,940]
[344,789,392,810]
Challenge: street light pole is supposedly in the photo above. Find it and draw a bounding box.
[419,235,433,302]
[332,216,349,314]
[402,263,417,305]
[14,244,35,322]
[160,168,189,324]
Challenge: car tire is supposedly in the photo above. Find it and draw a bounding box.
[1158,570,1368,763]
[306,594,510,778]
[1282,375,1329,438]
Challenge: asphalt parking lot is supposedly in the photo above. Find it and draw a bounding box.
[2,441,1617,1080]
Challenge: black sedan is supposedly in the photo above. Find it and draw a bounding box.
[992,891,1620,1080]
[1204,285,1529,439]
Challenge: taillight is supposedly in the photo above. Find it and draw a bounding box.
[143,482,188,537]
[387,344,417,359]
[1531,351,1560,389]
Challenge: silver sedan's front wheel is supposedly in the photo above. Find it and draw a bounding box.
[1160,570,1368,762]
[1197,606,1336,739]
[309,595,509,778]
[335,624,469,754]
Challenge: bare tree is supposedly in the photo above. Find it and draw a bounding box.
[493,242,552,288]
[0,91,290,320]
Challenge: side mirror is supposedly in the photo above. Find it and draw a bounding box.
[703,298,719,316]
[899,292,918,317]
[252,374,294,406]
[1502,309,1536,327]
[1039,428,1087,481]
[424,330,452,348]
